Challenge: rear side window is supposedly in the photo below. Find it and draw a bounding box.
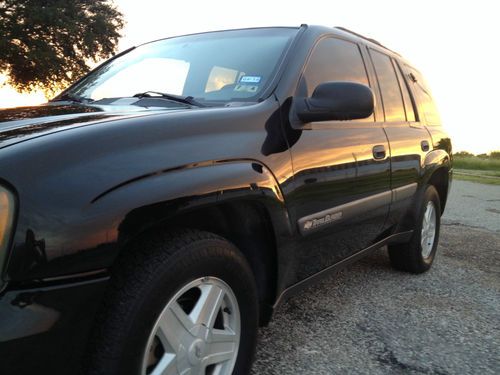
[301,37,374,121]
[394,62,416,122]
[406,66,441,125]
[370,50,405,122]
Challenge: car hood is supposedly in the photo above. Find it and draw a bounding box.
[0,102,184,149]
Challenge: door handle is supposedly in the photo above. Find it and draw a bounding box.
[421,140,430,152]
[372,145,386,160]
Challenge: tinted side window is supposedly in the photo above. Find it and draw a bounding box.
[407,66,441,125]
[394,61,416,122]
[301,37,373,121]
[370,50,405,122]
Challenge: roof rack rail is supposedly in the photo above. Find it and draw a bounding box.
[334,26,400,56]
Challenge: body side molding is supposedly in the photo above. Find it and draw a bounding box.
[297,183,418,235]
[298,190,392,235]
[393,183,418,202]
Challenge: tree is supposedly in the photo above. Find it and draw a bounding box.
[0,0,124,95]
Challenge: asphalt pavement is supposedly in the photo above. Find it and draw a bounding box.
[251,180,500,374]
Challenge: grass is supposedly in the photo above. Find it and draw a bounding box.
[453,156,500,185]
[454,171,500,185]
[453,156,500,171]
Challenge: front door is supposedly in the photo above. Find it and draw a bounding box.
[284,36,391,285]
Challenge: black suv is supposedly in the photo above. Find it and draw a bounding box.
[0,25,452,374]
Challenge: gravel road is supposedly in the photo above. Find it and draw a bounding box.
[252,180,500,374]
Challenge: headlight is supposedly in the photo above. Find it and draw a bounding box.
[0,185,15,279]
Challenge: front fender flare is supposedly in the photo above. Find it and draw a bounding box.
[89,159,292,264]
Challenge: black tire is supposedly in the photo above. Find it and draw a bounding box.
[388,185,441,273]
[83,229,259,375]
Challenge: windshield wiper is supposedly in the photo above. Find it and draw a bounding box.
[133,91,205,107]
[50,92,93,104]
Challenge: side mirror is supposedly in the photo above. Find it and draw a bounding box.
[296,81,374,123]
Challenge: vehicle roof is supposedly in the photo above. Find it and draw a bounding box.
[303,24,410,63]
[128,25,415,72]
[141,26,302,47]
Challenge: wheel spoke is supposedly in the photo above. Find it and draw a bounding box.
[149,353,177,375]
[203,340,236,367]
[210,328,238,343]
[189,283,224,328]
[157,301,194,352]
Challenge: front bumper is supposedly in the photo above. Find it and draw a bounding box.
[0,276,108,374]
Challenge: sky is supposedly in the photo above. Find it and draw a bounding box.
[1,0,499,154]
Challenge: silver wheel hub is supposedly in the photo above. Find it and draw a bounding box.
[421,201,437,258]
[142,277,241,375]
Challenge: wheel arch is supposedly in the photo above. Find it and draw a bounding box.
[422,149,452,214]
[98,160,292,326]
[160,200,279,325]
[391,151,451,235]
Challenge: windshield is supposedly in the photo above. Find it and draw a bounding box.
[65,28,298,105]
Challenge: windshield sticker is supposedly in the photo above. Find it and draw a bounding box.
[240,76,261,84]
[234,84,259,93]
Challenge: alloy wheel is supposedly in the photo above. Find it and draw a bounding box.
[421,201,437,258]
[142,277,241,375]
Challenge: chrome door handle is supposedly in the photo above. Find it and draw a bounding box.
[421,140,430,152]
[372,145,386,160]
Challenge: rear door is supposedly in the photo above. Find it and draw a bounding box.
[284,37,391,285]
[367,49,433,225]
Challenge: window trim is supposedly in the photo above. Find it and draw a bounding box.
[393,60,421,125]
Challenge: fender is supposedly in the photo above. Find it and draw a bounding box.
[391,149,452,235]
[94,159,293,244]
[422,148,452,184]
[6,160,292,282]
